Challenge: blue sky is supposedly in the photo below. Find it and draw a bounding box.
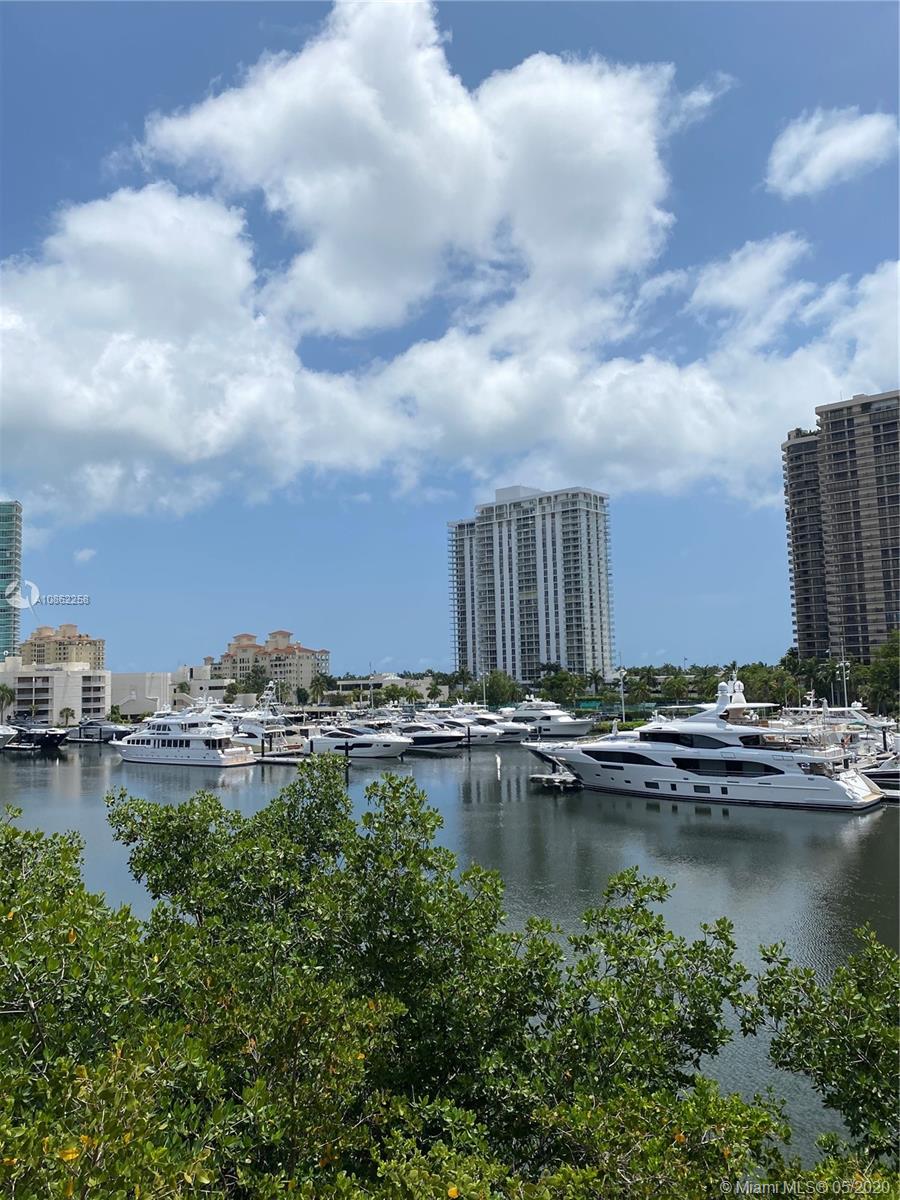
[2,2,897,674]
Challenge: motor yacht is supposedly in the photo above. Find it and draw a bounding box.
[393,721,466,755]
[9,722,71,750]
[306,725,413,759]
[231,683,305,752]
[65,717,132,744]
[857,735,900,801]
[524,680,882,812]
[438,716,501,745]
[462,712,531,743]
[498,699,595,738]
[111,712,255,767]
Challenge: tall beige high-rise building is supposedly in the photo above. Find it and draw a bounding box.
[783,389,899,663]
[20,623,106,670]
[449,485,614,684]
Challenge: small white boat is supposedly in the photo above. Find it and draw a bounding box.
[111,711,255,767]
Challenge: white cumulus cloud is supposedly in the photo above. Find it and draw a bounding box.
[1,0,896,530]
[73,548,97,563]
[766,106,899,199]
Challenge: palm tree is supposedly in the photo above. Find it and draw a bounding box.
[587,668,604,696]
[0,683,14,722]
[453,668,473,696]
[427,682,442,701]
[59,706,75,727]
[309,674,328,704]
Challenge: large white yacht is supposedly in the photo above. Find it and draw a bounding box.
[306,725,413,759]
[499,699,594,739]
[525,681,883,812]
[111,712,256,767]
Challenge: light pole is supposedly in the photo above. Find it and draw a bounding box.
[837,647,850,709]
[615,667,626,722]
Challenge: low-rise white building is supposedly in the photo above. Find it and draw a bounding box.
[0,656,111,725]
[170,662,251,707]
[110,672,172,718]
[333,673,448,701]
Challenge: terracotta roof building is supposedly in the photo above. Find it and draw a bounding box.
[213,631,330,694]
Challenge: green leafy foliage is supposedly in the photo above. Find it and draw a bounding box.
[739,931,900,1160]
[1,760,897,1197]
[539,670,586,707]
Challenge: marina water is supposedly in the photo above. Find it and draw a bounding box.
[2,743,897,1160]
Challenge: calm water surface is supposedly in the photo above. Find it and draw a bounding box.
[2,743,897,1158]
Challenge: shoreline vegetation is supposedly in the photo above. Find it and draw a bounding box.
[1,758,897,1197]
[315,638,900,718]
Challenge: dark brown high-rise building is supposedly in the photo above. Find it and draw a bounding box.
[783,389,899,664]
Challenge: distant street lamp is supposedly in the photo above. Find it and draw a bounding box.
[833,645,850,709]
[613,667,627,723]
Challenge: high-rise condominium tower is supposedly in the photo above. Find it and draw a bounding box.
[783,389,899,663]
[449,485,614,684]
[0,500,23,659]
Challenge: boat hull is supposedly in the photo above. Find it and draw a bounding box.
[308,740,409,759]
[111,743,255,768]
[530,749,882,812]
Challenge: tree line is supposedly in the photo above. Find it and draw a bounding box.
[205,632,899,717]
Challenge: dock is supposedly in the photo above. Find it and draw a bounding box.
[529,770,580,791]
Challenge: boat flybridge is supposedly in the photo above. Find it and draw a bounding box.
[525,680,883,812]
[498,698,594,739]
[111,712,256,767]
[231,684,297,753]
